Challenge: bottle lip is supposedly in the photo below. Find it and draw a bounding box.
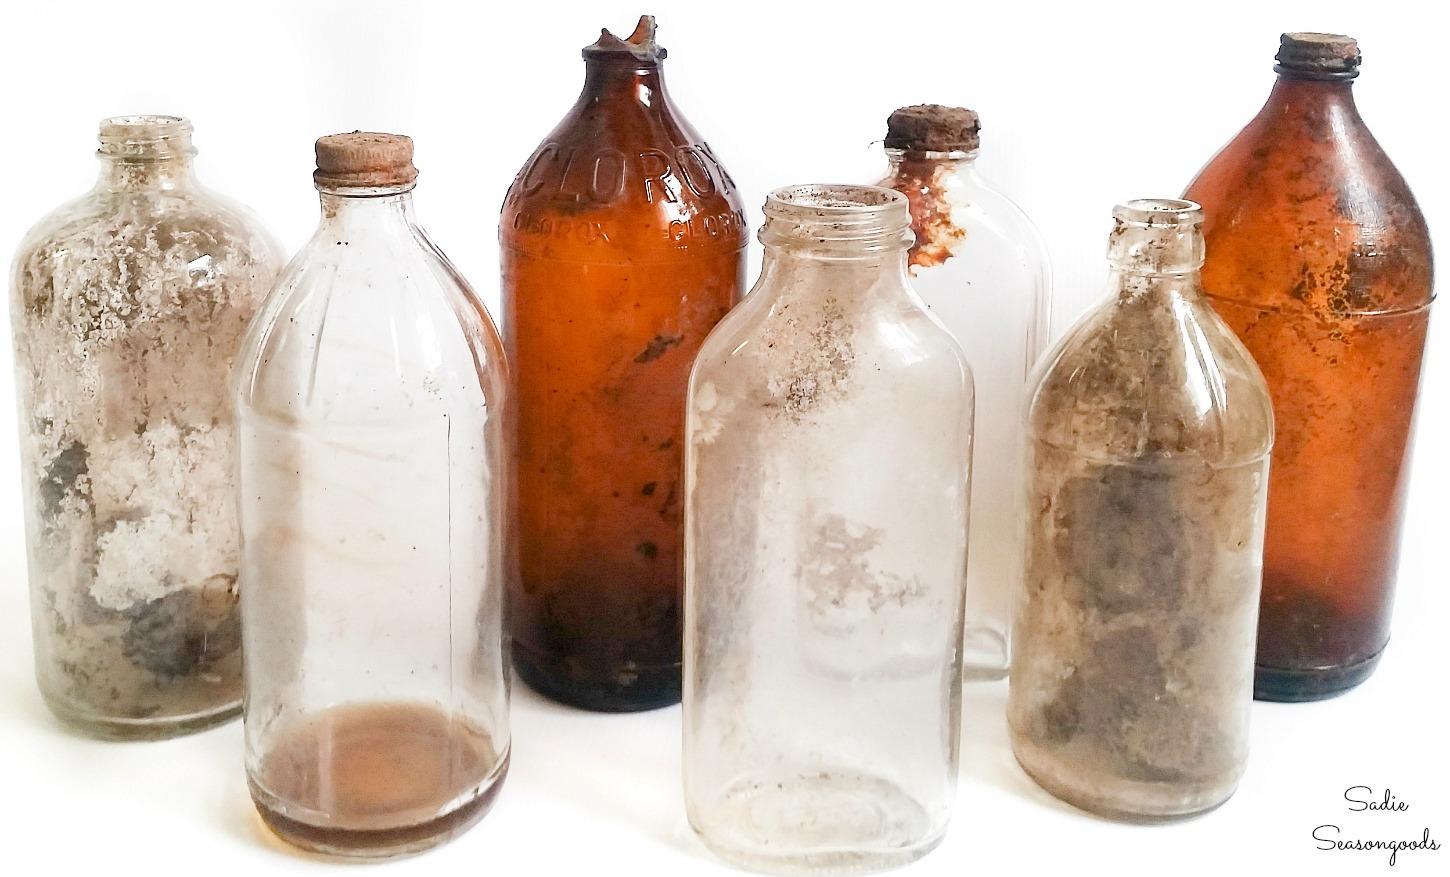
[1112,199,1203,227]
[582,15,666,61]
[761,184,913,252]
[96,114,195,160]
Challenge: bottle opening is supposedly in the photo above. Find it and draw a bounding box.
[1108,199,1205,272]
[761,184,913,253]
[97,115,195,159]
[583,15,666,61]
[1113,199,1203,227]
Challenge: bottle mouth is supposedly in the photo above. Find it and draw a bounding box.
[1113,199,1203,227]
[97,114,195,159]
[761,184,914,253]
[1108,199,1205,273]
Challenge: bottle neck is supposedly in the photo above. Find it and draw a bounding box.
[1106,200,1205,299]
[1262,75,1361,123]
[96,154,199,192]
[94,115,200,193]
[316,187,418,236]
[885,148,979,174]
[580,58,669,105]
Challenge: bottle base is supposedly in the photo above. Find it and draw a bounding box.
[42,692,240,741]
[1010,735,1234,823]
[248,701,509,859]
[1253,646,1385,702]
[514,640,680,712]
[691,770,944,875]
[252,771,505,860]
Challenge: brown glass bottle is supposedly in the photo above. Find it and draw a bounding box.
[1184,33,1434,701]
[500,16,747,711]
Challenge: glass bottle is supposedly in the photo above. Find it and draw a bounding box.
[8,115,282,739]
[500,15,747,711]
[1184,33,1434,702]
[684,185,972,873]
[1008,200,1274,821]
[236,133,510,858]
[874,104,1050,679]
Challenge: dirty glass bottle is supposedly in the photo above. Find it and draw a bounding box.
[236,133,510,857]
[501,15,747,711]
[684,185,973,873]
[874,104,1050,679]
[1009,200,1274,821]
[1184,33,1434,702]
[8,115,282,739]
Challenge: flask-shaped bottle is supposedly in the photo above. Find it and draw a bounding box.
[874,104,1050,679]
[500,16,747,710]
[1009,200,1273,821]
[236,134,510,857]
[9,115,281,738]
[685,185,972,872]
[1184,33,1434,701]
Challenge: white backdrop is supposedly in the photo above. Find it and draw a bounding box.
[0,2,1446,876]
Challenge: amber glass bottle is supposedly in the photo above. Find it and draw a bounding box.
[500,16,747,711]
[1184,33,1434,701]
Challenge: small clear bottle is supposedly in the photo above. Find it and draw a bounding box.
[1008,200,1274,821]
[236,133,510,858]
[8,115,282,739]
[684,185,973,873]
[874,104,1050,679]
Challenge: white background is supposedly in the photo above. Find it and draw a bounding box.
[0,1,1446,875]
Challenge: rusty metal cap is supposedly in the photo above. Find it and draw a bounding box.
[1275,33,1360,79]
[583,15,666,61]
[314,131,418,189]
[884,105,981,152]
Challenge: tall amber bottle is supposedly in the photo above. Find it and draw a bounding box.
[500,16,747,711]
[1184,33,1434,701]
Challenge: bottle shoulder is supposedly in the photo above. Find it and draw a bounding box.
[1186,120,1433,312]
[1027,284,1273,466]
[500,98,746,256]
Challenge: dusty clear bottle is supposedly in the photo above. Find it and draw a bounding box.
[874,104,1050,679]
[236,134,510,858]
[1008,200,1274,821]
[8,115,282,739]
[500,15,747,711]
[684,185,972,873]
[1184,33,1434,701]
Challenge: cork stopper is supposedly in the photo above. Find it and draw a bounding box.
[1275,33,1360,79]
[313,132,418,190]
[583,15,666,61]
[884,105,981,153]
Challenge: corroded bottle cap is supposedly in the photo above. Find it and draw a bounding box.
[313,132,418,189]
[583,15,666,61]
[1275,33,1360,79]
[884,105,980,153]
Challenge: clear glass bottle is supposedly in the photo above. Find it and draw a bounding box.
[236,133,510,858]
[500,15,747,711]
[684,185,973,873]
[8,115,282,739]
[1184,33,1434,701]
[1008,200,1274,821]
[874,104,1051,679]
